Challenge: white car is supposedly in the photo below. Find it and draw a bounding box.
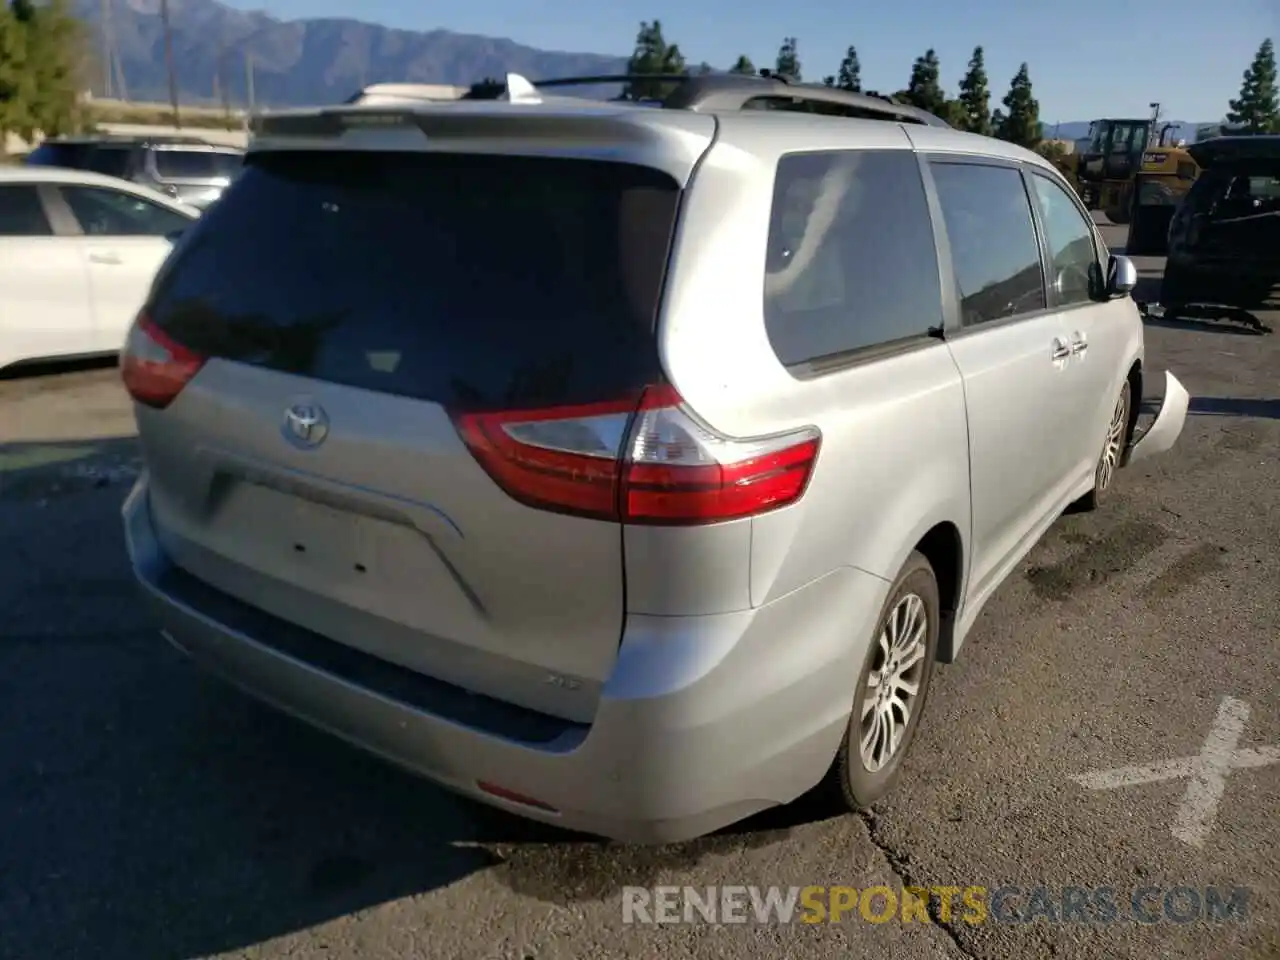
[0,166,199,371]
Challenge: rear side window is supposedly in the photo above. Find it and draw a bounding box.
[148,151,679,412]
[153,149,241,179]
[763,150,942,367]
[1249,176,1280,199]
[1212,167,1280,217]
[86,147,134,179]
[0,185,52,236]
[929,162,1046,325]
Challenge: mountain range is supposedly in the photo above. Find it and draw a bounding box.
[77,0,1215,138]
[79,0,628,108]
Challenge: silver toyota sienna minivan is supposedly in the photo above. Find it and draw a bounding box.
[121,72,1189,843]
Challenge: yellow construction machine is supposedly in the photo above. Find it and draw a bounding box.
[1066,109,1200,255]
[1125,141,1201,254]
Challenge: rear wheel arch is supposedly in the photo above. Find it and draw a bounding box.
[1123,359,1143,453]
[914,521,964,663]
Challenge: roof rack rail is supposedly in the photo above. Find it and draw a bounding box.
[463,72,951,128]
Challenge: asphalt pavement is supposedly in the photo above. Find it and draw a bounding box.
[1,224,1277,959]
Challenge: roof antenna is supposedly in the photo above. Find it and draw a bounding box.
[502,72,541,103]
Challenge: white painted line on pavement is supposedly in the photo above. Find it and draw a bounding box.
[1069,697,1280,849]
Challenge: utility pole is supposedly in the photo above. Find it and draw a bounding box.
[245,50,257,114]
[99,0,113,97]
[112,45,130,102]
[217,38,231,124]
[159,0,181,126]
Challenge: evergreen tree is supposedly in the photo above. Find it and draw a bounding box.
[729,55,756,75]
[905,49,947,118]
[822,76,835,87]
[1226,38,1278,133]
[0,0,83,144]
[939,100,967,128]
[835,45,861,92]
[0,3,33,145]
[775,37,801,81]
[957,46,992,136]
[995,63,1041,149]
[695,62,713,75]
[624,20,686,101]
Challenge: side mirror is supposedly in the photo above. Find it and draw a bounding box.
[1105,255,1138,298]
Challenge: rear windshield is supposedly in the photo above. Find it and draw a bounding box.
[148,151,678,411]
[26,142,96,169]
[153,149,242,179]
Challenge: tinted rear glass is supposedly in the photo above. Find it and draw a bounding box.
[85,147,133,178]
[1190,160,1280,214]
[26,142,95,168]
[153,149,241,179]
[148,151,678,411]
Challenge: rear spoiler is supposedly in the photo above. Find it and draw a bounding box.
[246,82,717,185]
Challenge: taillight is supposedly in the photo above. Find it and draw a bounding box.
[119,313,206,409]
[453,385,820,525]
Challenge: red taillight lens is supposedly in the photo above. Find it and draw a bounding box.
[453,396,636,521]
[453,385,820,525]
[119,314,206,409]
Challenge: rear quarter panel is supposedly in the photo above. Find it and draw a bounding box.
[650,117,971,612]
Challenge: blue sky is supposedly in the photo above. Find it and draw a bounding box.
[221,0,1276,122]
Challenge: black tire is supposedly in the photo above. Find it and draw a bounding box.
[1074,380,1132,513]
[1105,203,1131,226]
[1160,264,1192,313]
[1126,206,1171,257]
[830,551,940,810]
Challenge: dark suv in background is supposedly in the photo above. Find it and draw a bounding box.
[1163,135,1280,321]
[25,134,244,210]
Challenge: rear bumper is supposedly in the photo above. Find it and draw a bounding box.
[123,476,885,844]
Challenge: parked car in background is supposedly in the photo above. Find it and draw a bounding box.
[0,166,198,370]
[25,134,243,210]
[121,72,1189,844]
[1163,135,1280,323]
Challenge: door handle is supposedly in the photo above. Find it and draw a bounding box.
[1069,331,1088,357]
[89,252,122,265]
[1051,338,1072,362]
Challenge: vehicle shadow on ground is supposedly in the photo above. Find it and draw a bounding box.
[1136,395,1280,422]
[0,436,140,498]
[1141,314,1272,336]
[0,353,116,381]
[1,439,819,958]
[1187,396,1280,420]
